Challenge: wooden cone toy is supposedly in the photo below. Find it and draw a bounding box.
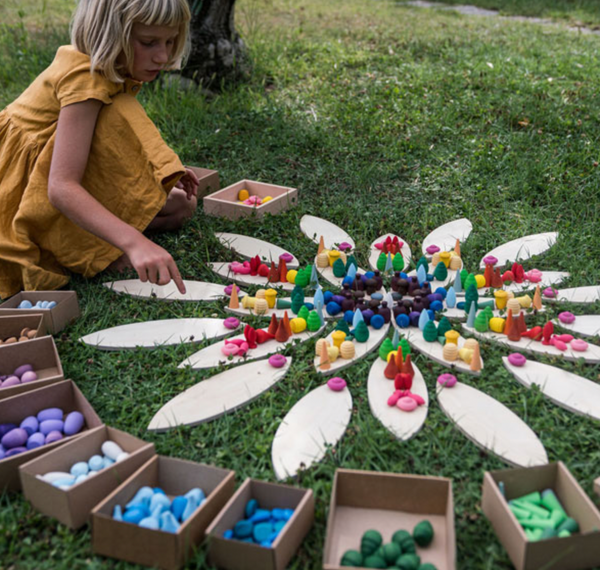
[470,342,482,372]
[394,346,404,369]
[401,353,415,379]
[516,312,527,334]
[268,262,279,283]
[532,285,543,311]
[279,259,288,283]
[318,235,325,255]
[228,284,239,309]
[282,311,293,337]
[454,238,461,257]
[319,340,330,370]
[383,354,399,379]
[267,313,279,336]
[491,267,503,288]
[504,311,514,337]
[275,319,290,343]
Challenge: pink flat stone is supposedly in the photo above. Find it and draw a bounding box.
[507,353,526,366]
[279,253,294,263]
[437,373,457,387]
[268,354,287,368]
[327,377,347,391]
[483,255,498,266]
[224,317,240,330]
[571,339,588,352]
[558,312,576,324]
[426,245,440,255]
[397,397,417,412]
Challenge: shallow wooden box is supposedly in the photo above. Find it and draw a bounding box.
[188,166,220,198]
[203,179,298,220]
[0,314,46,344]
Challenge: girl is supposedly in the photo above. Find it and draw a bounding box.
[0,0,199,299]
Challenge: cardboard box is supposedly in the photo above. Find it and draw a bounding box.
[0,379,102,491]
[322,469,455,570]
[203,179,298,220]
[0,290,81,334]
[188,166,220,198]
[0,336,64,400]
[482,461,600,570]
[0,313,46,343]
[92,455,235,570]
[20,425,155,529]
[205,478,314,570]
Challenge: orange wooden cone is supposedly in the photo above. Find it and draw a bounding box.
[394,346,404,369]
[504,311,514,337]
[516,312,527,334]
[470,342,482,372]
[319,339,330,370]
[483,265,493,287]
[228,284,239,309]
[507,312,522,341]
[532,285,542,311]
[268,262,279,283]
[454,238,461,257]
[267,313,279,336]
[383,356,399,379]
[282,311,293,337]
[275,319,290,343]
[401,353,414,378]
[279,258,288,282]
[317,236,325,255]
[491,267,503,288]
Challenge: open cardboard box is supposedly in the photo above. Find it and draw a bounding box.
[0,313,46,343]
[482,461,600,570]
[203,179,298,220]
[0,379,102,491]
[322,469,456,570]
[188,166,220,198]
[92,455,235,570]
[205,478,315,570]
[20,425,155,529]
[0,336,63,400]
[0,290,80,334]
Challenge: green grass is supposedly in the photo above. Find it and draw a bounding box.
[2,0,600,568]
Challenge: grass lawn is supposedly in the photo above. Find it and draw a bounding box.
[2,0,600,568]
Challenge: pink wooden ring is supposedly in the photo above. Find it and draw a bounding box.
[221,343,239,356]
[426,245,440,255]
[543,287,557,298]
[224,317,240,330]
[268,354,287,368]
[327,377,347,391]
[279,253,294,263]
[397,397,417,412]
[558,312,576,324]
[437,373,457,387]
[507,353,526,366]
[571,339,588,352]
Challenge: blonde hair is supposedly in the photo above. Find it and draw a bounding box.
[71,0,191,83]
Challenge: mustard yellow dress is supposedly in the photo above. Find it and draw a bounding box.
[0,45,185,299]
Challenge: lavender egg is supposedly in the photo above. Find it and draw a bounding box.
[1,428,28,449]
[63,412,84,436]
[40,419,64,435]
[0,424,17,438]
[5,447,27,458]
[27,432,46,450]
[20,371,38,384]
[19,416,39,435]
[37,408,63,422]
[13,364,33,378]
[1,376,21,388]
[45,431,63,444]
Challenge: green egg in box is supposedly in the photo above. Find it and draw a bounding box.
[381,542,402,564]
[413,520,435,547]
[419,564,438,570]
[340,549,363,567]
[363,555,387,569]
[396,553,421,570]
[361,529,383,556]
[392,530,416,553]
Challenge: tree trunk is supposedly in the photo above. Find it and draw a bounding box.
[183,0,250,89]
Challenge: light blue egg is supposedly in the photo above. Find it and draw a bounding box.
[74,474,88,485]
[159,511,180,533]
[34,301,43,308]
[47,301,57,309]
[126,486,153,509]
[41,301,49,309]
[113,505,123,521]
[101,456,115,469]
[171,496,187,521]
[88,455,104,471]
[52,477,75,488]
[70,462,89,477]
[18,300,33,309]
[138,517,159,530]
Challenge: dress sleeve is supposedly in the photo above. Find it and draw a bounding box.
[55,63,121,108]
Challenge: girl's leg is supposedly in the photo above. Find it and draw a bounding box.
[147,187,197,232]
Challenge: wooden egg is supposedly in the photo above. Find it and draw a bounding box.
[238,189,249,201]
[475,274,486,288]
[286,269,298,283]
[463,338,479,350]
[254,298,269,315]
[27,329,37,339]
[340,340,355,359]
[327,346,340,362]
[442,343,458,361]
[20,327,31,337]
[315,338,330,356]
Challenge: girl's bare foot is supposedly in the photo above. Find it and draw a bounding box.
[106,253,133,272]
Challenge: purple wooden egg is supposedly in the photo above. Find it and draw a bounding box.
[20,416,39,435]
[1,428,28,449]
[1,376,21,388]
[0,444,5,460]
[37,408,63,422]
[5,447,27,458]
[40,419,64,435]
[13,364,33,378]
[0,375,7,381]
[26,432,45,450]
[20,371,38,384]
[0,424,17,438]
[45,431,63,444]
[63,412,85,436]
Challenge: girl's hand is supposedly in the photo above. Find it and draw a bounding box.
[126,235,186,294]
[175,167,199,200]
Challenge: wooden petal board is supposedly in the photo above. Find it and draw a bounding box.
[407,261,462,289]
[148,359,291,431]
[80,318,237,350]
[553,315,600,338]
[215,232,299,268]
[436,381,548,467]
[368,234,412,272]
[272,383,352,480]
[180,324,325,370]
[398,328,483,376]
[300,215,355,250]
[103,279,246,302]
[367,358,428,441]
[543,286,600,305]
[454,271,570,297]
[502,357,600,421]
[479,232,558,268]
[209,262,296,292]
[422,218,473,257]
[313,322,391,376]
[462,324,600,364]
[442,305,544,322]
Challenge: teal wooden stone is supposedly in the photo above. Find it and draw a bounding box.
[234,520,253,539]
[245,498,258,518]
[253,522,272,543]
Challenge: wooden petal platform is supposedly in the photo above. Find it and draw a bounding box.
[479,232,558,268]
[437,381,548,468]
[103,279,246,302]
[148,359,291,431]
[553,315,600,338]
[209,262,296,292]
[271,383,352,480]
[543,286,600,305]
[367,358,428,441]
[215,232,299,268]
[422,218,473,258]
[300,215,355,250]
[79,318,238,350]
